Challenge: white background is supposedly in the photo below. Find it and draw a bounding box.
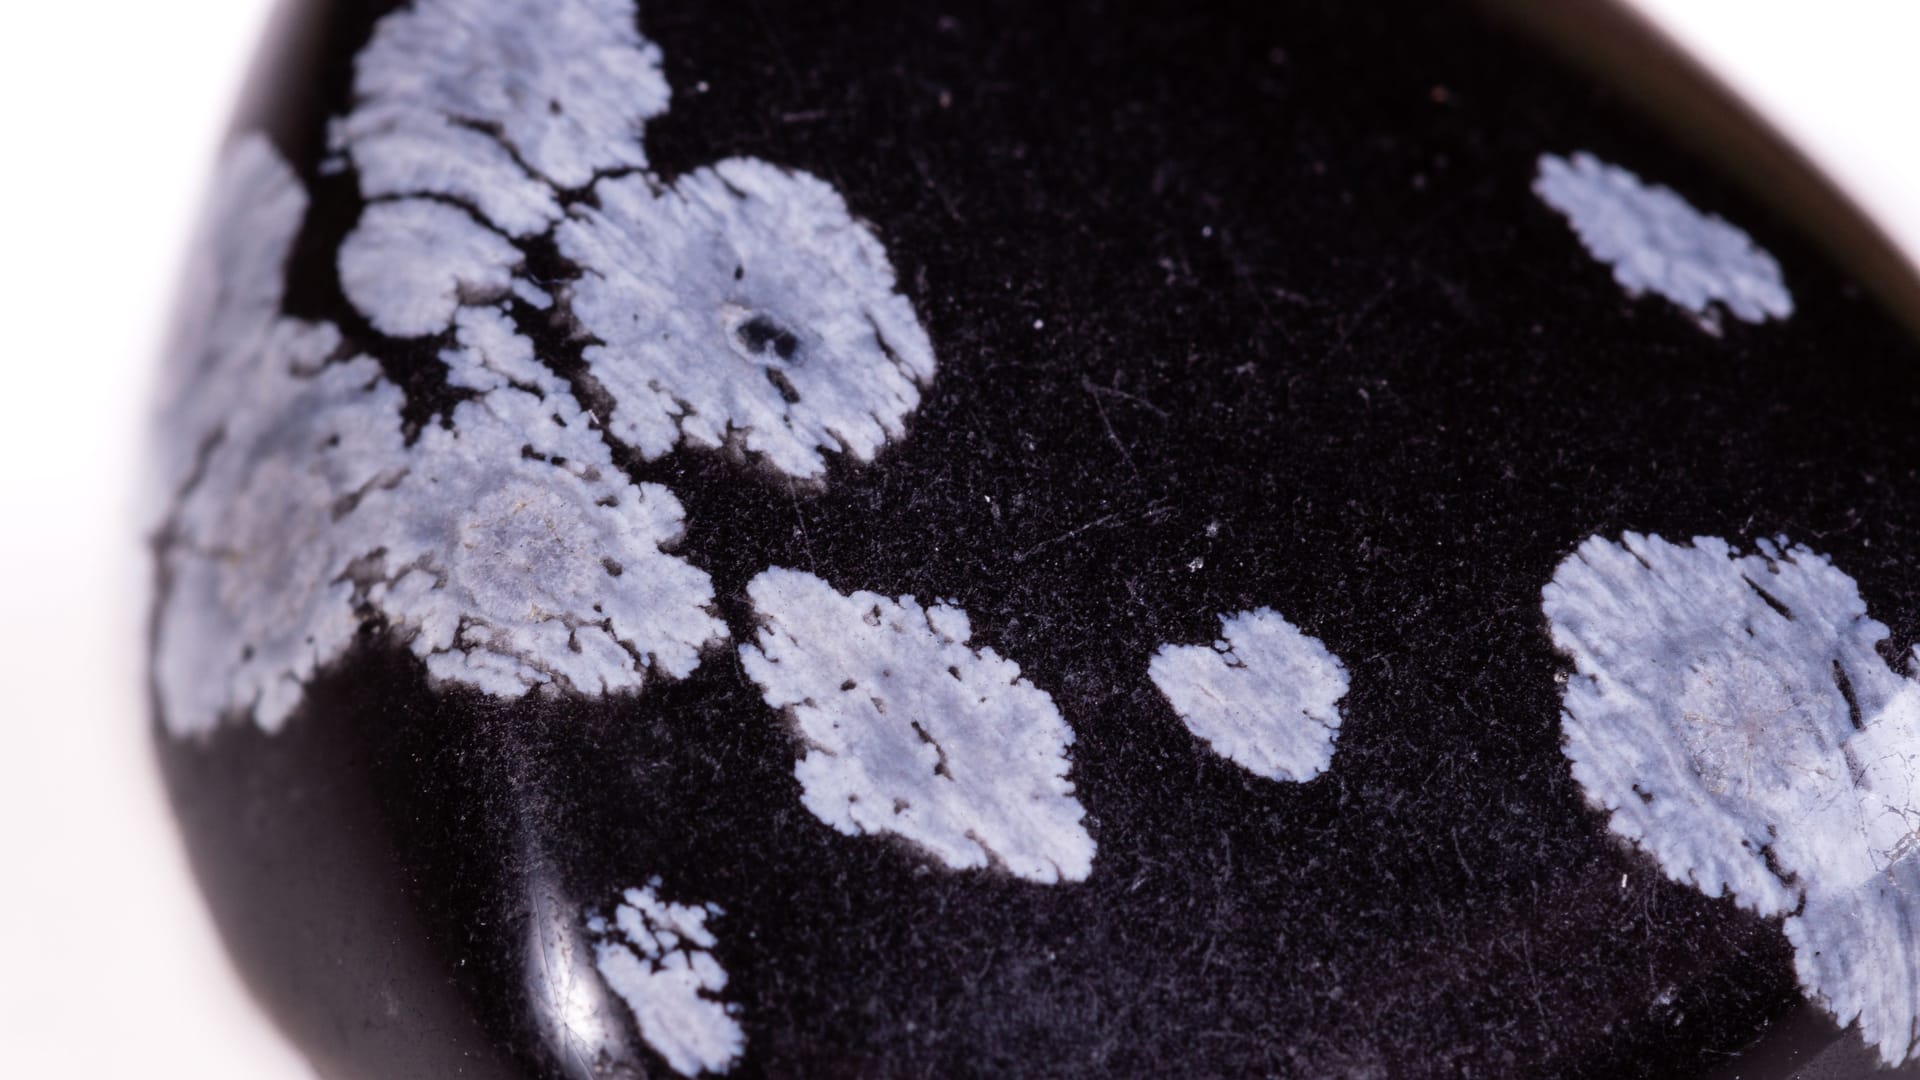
[0,1,1914,1076]
[0,4,312,1077]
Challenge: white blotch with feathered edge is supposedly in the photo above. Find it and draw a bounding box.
[154,137,726,735]
[337,198,522,337]
[333,0,670,237]
[363,380,725,699]
[1546,532,1920,1065]
[161,0,939,733]
[1534,151,1792,332]
[156,353,406,734]
[1149,607,1349,782]
[587,883,744,1077]
[151,133,343,519]
[333,0,934,481]
[739,568,1095,884]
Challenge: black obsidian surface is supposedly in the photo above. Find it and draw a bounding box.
[160,1,1920,1077]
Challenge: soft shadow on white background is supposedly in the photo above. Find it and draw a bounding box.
[0,3,308,1077]
[0,2,1913,1077]
[1629,0,1920,286]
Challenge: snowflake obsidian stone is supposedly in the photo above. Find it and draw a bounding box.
[153,1,1920,1077]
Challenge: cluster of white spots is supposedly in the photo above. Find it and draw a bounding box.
[738,569,1094,884]
[559,160,936,480]
[155,139,726,735]
[587,883,743,1077]
[366,385,725,698]
[1534,151,1793,331]
[333,0,670,237]
[337,199,522,337]
[164,0,943,732]
[1546,532,1920,1064]
[332,0,933,481]
[1148,608,1349,782]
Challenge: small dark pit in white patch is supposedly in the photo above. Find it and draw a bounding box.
[737,314,801,362]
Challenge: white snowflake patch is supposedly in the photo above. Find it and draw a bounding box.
[156,355,407,735]
[1546,532,1920,1064]
[155,140,726,735]
[367,384,725,698]
[738,568,1095,884]
[161,0,938,733]
[337,198,523,337]
[560,160,935,480]
[1149,607,1349,782]
[332,0,935,481]
[1534,151,1792,331]
[587,883,744,1077]
[335,0,670,237]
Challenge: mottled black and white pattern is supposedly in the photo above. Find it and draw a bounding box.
[334,0,670,235]
[560,162,934,480]
[156,0,936,735]
[153,2,1920,1078]
[586,884,742,1076]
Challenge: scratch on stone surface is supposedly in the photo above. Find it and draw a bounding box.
[1082,374,1171,420]
[909,145,966,225]
[1305,273,1398,370]
[1011,501,1172,564]
[1081,375,1141,482]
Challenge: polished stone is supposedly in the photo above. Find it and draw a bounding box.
[154,1,1920,1076]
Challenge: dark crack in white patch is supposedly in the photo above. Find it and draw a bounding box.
[333,0,670,237]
